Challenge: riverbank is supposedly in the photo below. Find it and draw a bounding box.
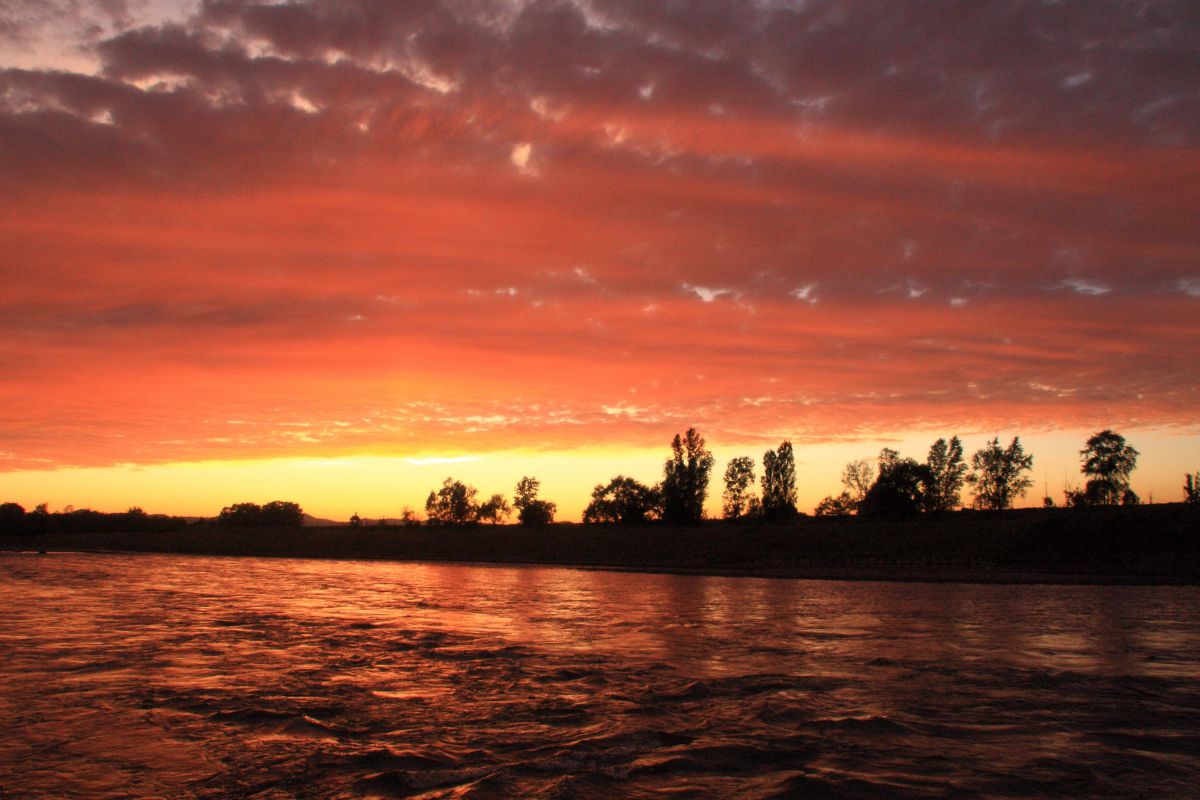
[5,503,1197,584]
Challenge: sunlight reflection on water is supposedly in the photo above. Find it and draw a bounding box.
[2,552,1199,798]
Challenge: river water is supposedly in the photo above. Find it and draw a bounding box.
[1,552,1198,799]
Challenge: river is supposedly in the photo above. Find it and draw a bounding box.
[1,552,1198,798]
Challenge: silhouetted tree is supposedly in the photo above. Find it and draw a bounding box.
[661,428,715,524]
[0,502,25,534]
[859,449,931,518]
[1184,473,1200,504]
[840,458,875,511]
[26,503,50,534]
[761,441,798,521]
[967,437,1034,510]
[478,494,512,525]
[583,476,661,524]
[814,492,856,517]
[425,478,480,526]
[217,500,302,527]
[513,476,556,526]
[924,436,967,512]
[261,500,303,527]
[218,502,264,526]
[1079,430,1139,506]
[722,456,756,520]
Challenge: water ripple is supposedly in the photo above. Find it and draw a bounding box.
[2,552,1199,798]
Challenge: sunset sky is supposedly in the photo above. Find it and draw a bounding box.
[2,0,1197,520]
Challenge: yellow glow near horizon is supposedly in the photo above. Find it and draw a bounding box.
[0,430,1195,522]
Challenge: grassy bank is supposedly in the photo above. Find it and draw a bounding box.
[4,504,1197,584]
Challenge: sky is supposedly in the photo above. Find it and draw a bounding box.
[1,0,1197,521]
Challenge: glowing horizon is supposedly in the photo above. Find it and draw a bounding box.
[1,1,1197,520]
[1,429,1195,523]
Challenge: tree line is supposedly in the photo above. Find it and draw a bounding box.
[1,430,1194,535]
[414,427,1184,527]
[0,504,189,536]
[0,500,305,536]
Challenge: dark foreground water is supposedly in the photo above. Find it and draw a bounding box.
[1,553,1198,799]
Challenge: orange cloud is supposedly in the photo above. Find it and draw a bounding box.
[0,0,1196,497]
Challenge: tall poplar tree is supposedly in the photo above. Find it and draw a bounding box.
[761,441,798,521]
[925,436,968,512]
[662,428,715,524]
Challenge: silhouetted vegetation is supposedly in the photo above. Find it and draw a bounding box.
[583,476,661,524]
[478,494,512,525]
[721,456,756,520]
[6,426,1191,584]
[859,449,932,519]
[661,428,714,524]
[924,436,968,512]
[425,478,481,526]
[217,501,303,527]
[0,502,25,534]
[0,503,188,536]
[11,504,1199,585]
[760,441,798,521]
[815,457,875,517]
[1186,472,1200,504]
[1078,430,1140,506]
[814,492,856,517]
[513,476,556,526]
[841,458,875,509]
[967,437,1034,510]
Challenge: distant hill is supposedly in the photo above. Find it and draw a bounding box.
[302,514,345,528]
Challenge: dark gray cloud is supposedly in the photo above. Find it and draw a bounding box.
[4,0,1196,189]
[1,0,142,49]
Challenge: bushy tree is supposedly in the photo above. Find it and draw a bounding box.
[425,478,480,526]
[0,502,26,534]
[261,500,303,527]
[859,449,931,519]
[583,476,661,524]
[218,502,264,526]
[815,458,874,517]
[218,500,302,527]
[924,436,967,513]
[1080,430,1139,506]
[721,456,756,520]
[661,428,715,524]
[478,494,512,525]
[814,492,856,517]
[841,458,875,510]
[761,441,798,521]
[967,437,1034,510]
[513,476,556,525]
